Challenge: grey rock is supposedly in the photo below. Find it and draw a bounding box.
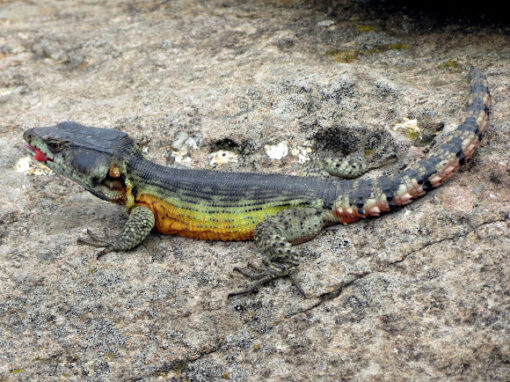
[0,0,508,381]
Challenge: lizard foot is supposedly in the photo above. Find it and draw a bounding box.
[77,206,155,259]
[77,229,115,259]
[228,262,306,298]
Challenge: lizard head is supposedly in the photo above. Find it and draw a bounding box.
[23,121,136,204]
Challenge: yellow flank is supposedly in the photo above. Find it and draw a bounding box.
[136,193,286,241]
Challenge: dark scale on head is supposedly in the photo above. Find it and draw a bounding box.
[91,176,101,186]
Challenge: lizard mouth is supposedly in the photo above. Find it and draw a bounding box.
[24,144,52,162]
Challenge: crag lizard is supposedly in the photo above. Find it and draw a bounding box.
[23,69,490,296]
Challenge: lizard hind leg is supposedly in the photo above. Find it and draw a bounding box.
[315,131,397,179]
[229,207,327,298]
[77,205,155,259]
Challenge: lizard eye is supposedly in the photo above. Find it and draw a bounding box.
[47,140,64,153]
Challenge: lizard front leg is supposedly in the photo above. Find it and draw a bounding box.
[229,207,327,297]
[78,205,155,259]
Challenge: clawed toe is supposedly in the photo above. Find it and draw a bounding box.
[228,274,280,298]
[85,228,107,242]
[232,262,267,280]
[77,229,108,247]
[77,229,115,259]
[229,262,306,298]
[289,274,307,298]
[96,246,114,259]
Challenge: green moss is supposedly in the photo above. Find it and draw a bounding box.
[325,42,410,63]
[221,373,230,379]
[438,59,461,72]
[324,48,359,63]
[405,127,421,141]
[356,25,374,33]
[324,48,340,56]
[384,43,410,50]
[104,353,117,361]
[365,43,410,55]
[11,369,23,375]
[338,50,359,63]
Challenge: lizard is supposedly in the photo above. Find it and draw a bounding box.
[23,69,490,297]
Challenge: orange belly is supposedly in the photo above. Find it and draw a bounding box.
[136,193,257,241]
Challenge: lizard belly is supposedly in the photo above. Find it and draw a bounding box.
[136,193,270,241]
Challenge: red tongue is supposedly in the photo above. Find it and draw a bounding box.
[33,148,49,162]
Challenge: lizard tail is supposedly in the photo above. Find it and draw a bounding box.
[332,68,490,223]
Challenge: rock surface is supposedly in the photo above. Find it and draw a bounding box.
[1,0,509,380]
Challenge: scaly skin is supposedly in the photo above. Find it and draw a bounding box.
[23,69,490,297]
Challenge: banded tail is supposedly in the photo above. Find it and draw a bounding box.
[333,69,490,223]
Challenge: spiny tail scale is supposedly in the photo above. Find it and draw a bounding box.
[333,69,490,223]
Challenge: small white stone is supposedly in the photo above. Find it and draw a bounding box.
[264,141,288,160]
[14,156,31,172]
[316,20,334,27]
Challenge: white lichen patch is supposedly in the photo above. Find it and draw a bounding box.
[171,132,199,163]
[14,156,31,172]
[209,150,238,167]
[316,19,335,27]
[264,141,288,160]
[393,117,423,140]
[172,131,189,150]
[171,149,192,164]
[14,156,52,175]
[184,136,198,150]
[291,144,313,163]
[393,117,420,132]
